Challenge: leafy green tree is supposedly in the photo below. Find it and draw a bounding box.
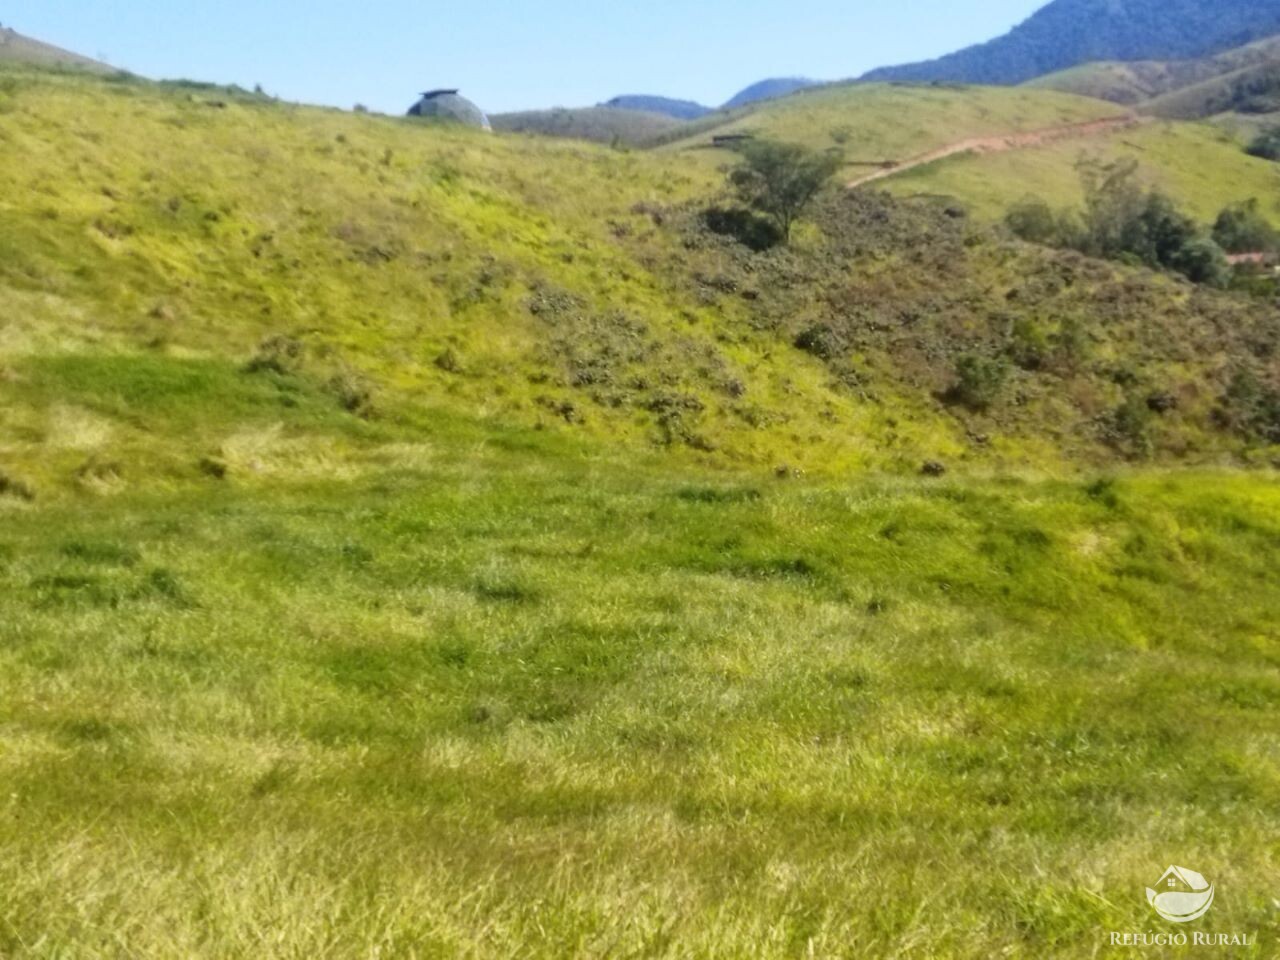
[729,140,843,242]
[1135,192,1198,268]
[1077,158,1149,259]
[1212,199,1278,253]
[1070,159,1230,285]
[1169,236,1231,288]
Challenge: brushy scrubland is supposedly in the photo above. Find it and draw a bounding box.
[2,67,1278,497]
[1,67,1279,959]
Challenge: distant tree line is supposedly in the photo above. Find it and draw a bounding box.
[1005,159,1279,288]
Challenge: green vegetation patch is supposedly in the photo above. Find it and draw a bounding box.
[0,442,1277,956]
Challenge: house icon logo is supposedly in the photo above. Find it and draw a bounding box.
[1146,866,1215,923]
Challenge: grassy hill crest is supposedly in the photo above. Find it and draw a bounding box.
[0,26,113,73]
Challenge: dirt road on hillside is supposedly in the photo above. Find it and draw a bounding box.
[846,115,1148,189]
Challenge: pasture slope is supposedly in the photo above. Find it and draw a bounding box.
[0,63,1277,960]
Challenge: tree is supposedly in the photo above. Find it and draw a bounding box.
[1071,159,1230,285]
[729,140,842,241]
[1136,192,1198,269]
[1169,236,1231,288]
[1212,199,1278,253]
[1077,158,1148,259]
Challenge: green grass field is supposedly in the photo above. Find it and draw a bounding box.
[2,65,1279,958]
[660,82,1121,161]
[3,421,1278,957]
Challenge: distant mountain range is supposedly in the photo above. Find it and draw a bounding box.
[722,78,818,108]
[863,0,1280,86]
[599,78,820,120]
[600,95,712,120]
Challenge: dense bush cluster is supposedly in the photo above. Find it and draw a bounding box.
[677,182,1280,460]
[1005,160,1236,287]
[1212,199,1278,253]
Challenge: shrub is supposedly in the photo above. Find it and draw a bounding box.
[198,456,229,480]
[1025,160,1231,286]
[1007,318,1050,371]
[0,470,35,502]
[245,335,305,375]
[793,323,846,361]
[1218,369,1280,443]
[1051,316,1090,373]
[327,372,376,417]
[1005,197,1059,245]
[1077,158,1148,259]
[703,207,783,252]
[1136,192,1199,268]
[1246,126,1280,161]
[434,348,462,373]
[1102,394,1154,458]
[949,354,1009,411]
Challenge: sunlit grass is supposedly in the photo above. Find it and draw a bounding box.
[888,119,1280,225]
[1,433,1278,956]
[1,66,1279,958]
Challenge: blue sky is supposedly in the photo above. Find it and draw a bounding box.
[2,1,1045,114]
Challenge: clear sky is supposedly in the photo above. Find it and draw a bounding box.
[2,1,1045,114]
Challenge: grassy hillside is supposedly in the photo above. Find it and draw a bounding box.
[659,83,1121,159]
[1027,34,1280,106]
[658,82,1280,234]
[884,118,1280,225]
[4,434,1279,957]
[1,65,1278,507]
[490,105,685,144]
[1025,61,1172,104]
[0,26,112,73]
[1142,60,1280,119]
[2,65,1280,958]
